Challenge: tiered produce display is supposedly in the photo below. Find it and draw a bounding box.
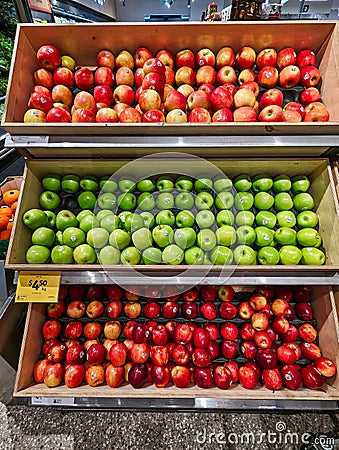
[34,284,336,391]
[21,170,326,266]
[23,42,329,124]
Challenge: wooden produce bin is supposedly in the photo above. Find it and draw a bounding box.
[2,21,339,137]
[5,157,339,273]
[13,285,339,400]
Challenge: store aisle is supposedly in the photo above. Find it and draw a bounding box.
[0,402,338,450]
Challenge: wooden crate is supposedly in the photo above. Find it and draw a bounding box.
[1,21,339,137]
[4,157,339,272]
[13,285,339,400]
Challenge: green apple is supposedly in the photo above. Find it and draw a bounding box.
[274,192,294,211]
[97,193,116,210]
[274,227,297,245]
[233,245,257,265]
[62,226,86,248]
[235,211,255,226]
[175,175,194,192]
[152,225,173,248]
[203,254,212,265]
[61,55,76,71]
[77,210,93,222]
[213,175,233,192]
[216,210,234,227]
[96,209,113,221]
[297,228,322,248]
[56,210,78,231]
[194,176,213,192]
[234,192,254,211]
[51,244,73,264]
[73,243,97,264]
[87,227,109,249]
[39,191,61,210]
[156,192,174,210]
[184,246,205,265]
[100,176,118,193]
[272,175,291,193]
[109,229,131,249]
[276,210,296,228]
[79,215,100,233]
[142,247,162,265]
[174,228,196,249]
[124,213,144,232]
[293,193,315,212]
[137,192,156,211]
[279,245,302,265]
[215,191,234,210]
[195,192,214,210]
[252,174,273,192]
[121,246,141,265]
[61,174,80,194]
[258,246,280,265]
[196,210,215,229]
[26,245,50,264]
[210,246,233,265]
[255,226,275,247]
[291,175,311,193]
[98,245,120,265]
[137,177,155,192]
[44,211,56,229]
[175,192,194,210]
[31,227,55,247]
[255,211,276,228]
[80,175,99,192]
[197,229,217,251]
[78,191,97,210]
[118,193,137,211]
[119,177,136,193]
[253,192,274,211]
[23,209,48,230]
[176,210,195,228]
[296,211,319,229]
[301,247,325,265]
[140,211,155,229]
[118,211,132,226]
[156,210,175,226]
[236,225,256,245]
[156,176,174,192]
[162,244,184,265]
[233,174,252,192]
[55,231,63,245]
[216,225,236,246]
[100,214,121,232]
[132,227,153,251]
[42,174,61,193]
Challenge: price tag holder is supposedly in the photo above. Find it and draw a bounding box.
[15,271,61,303]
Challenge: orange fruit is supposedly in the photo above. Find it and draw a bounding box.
[0,230,11,240]
[0,215,9,231]
[10,202,18,214]
[7,218,14,230]
[0,205,12,217]
[3,189,20,206]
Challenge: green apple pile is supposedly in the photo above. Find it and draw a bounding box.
[22,171,326,266]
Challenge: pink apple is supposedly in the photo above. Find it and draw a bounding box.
[210,86,233,111]
[24,109,46,122]
[177,84,194,98]
[216,46,235,69]
[134,46,153,68]
[284,101,305,118]
[119,107,142,123]
[74,67,94,90]
[175,66,195,86]
[156,49,174,68]
[143,57,166,78]
[46,107,71,122]
[238,69,256,85]
[164,89,187,112]
[33,68,53,89]
[175,49,195,69]
[115,50,134,70]
[165,66,175,85]
[94,67,114,87]
[97,50,115,69]
[296,49,316,68]
[134,68,145,87]
[233,106,257,122]
[73,91,96,112]
[256,48,277,71]
[299,87,320,105]
[278,65,300,89]
[258,105,284,122]
[188,107,211,123]
[162,83,174,101]
[166,109,187,123]
[212,108,233,122]
[282,110,302,122]
[277,47,297,70]
[300,65,321,88]
[53,67,74,88]
[257,66,279,89]
[196,48,215,67]
[28,92,53,113]
[196,66,216,87]
[235,46,256,70]
[142,72,165,94]
[259,88,283,108]
[116,67,134,86]
[234,89,256,108]
[93,85,113,106]
[199,83,216,97]
[222,83,237,98]
[96,107,119,123]
[303,105,329,122]
[138,89,162,112]
[217,66,236,85]
[37,44,61,70]
[187,90,210,110]
[142,109,165,122]
[113,85,135,105]
[72,109,95,122]
[238,81,260,99]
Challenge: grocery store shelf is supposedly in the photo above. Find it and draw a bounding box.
[29,396,338,411]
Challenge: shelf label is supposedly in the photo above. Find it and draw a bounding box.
[6,135,49,146]
[31,396,75,406]
[15,271,61,303]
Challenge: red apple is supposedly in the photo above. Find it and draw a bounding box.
[43,362,64,387]
[86,300,104,319]
[196,48,215,67]
[150,345,169,366]
[256,48,277,70]
[251,312,269,331]
[217,285,235,301]
[187,90,210,111]
[66,343,85,364]
[277,342,301,364]
[113,85,134,106]
[47,301,66,319]
[182,287,198,302]
[42,320,61,340]
[254,331,272,349]
[249,294,267,311]
[188,108,211,123]
[97,49,115,69]
[241,340,258,360]
[200,301,217,320]
[271,317,289,334]
[172,343,190,365]
[238,69,256,85]
[106,364,125,388]
[132,323,150,343]
[195,367,213,388]
[162,301,179,319]
[220,322,238,341]
[124,320,136,339]
[142,109,165,123]
[262,368,282,390]
[85,364,105,387]
[284,101,305,118]
[87,343,106,364]
[164,89,186,112]
[295,302,314,321]
[303,106,329,122]
[212,108,233,122]
[64,321,82,339]
[47,106,71,122]
[171,365,191,387]
[240,322,256,341]
[143,302,161,319]
[282,110,302,122]
[278,65,300,89]
[181,301,199,319]
[106,301,123,319]
[69,285,86,300]
[156,49,174,68]
[256,348,278,369]
[212,365,232,389]
[219,301,237,320]
[192,348,211,368]
[130,342,150,364]
[37,45,61,70]
[33,68,53,89]
[282,364,303,390]
[33,359,49,383]
[210,86,233,111]
[298,323,317,342]
[225,361,239,383]
[296,48,316,68]
[28,92,53,113]
[175,49,195,69]
[96,107,118,122]
[203,323,219,341]
[199,83,217,97]
[83,321,102,339]
[299,87,320,105]
[301,342,322,361]
[134,46,153,68]
[258,105,283,122]
[238,81,260,98]
[74,67,94,90]
[124,302,142,319]
[193,328,210,348]
[151,324,168,345]
[216,46,235,69]
[238,365,259,389]
[235,46,256,70]
[72,109,95,123]
[174,323,192,344]
[95,66,114,87]
[93,85,113,106]
[271,298,289,317]
[238,301,254,320]
[46,342,66,363]
[302,363,325,389]
[277,47,297,70]
[300,65,321,88]
[314,356,337,378]
[257,66,278,89]
[294,286,312,303]
[221,340,238,359]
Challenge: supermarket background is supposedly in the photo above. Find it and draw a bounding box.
[1,1,339,449]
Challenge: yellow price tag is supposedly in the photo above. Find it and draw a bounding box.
[15,271,61,303]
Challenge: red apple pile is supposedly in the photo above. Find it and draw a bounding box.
[24,43,329,124]
[34,283,337,390]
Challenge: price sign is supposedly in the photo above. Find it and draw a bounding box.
[15,271,61,303]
